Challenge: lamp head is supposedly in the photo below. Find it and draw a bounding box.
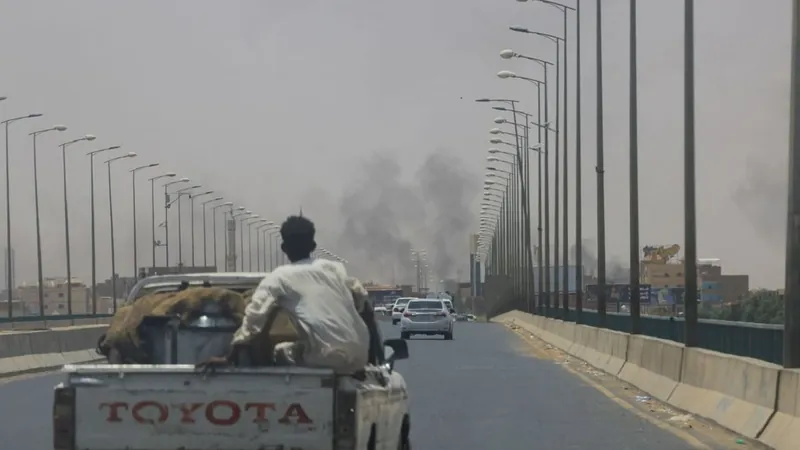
[499,49,516,59]
[497,70,516,79]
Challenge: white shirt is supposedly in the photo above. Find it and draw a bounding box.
[232,258,370,373]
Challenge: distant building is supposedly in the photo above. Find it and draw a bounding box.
[697,259,749,304]
[638,247,749,304]
[15,277,90,315]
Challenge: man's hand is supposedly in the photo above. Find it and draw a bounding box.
[195,343,245,374]
[195,355,230,374]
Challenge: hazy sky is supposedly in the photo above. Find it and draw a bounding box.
[0,0,792,289]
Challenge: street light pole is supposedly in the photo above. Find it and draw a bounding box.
[211,202,233,270]
[148,173,177,268]
[254,221,272,271]
[188,190,214,267]
[629,0,642,333]
[231,210,252,271]
[575,0,584,320]
[243,216,261,271]
[131,163,159,278]
[201,197,223,267]
[784,0,800,369]
[163,178,189,268]
[105,152,137,311]
[595,0,608,323]
[174,185,201,269]
[268,229,280,269]
[30,125,68,317]
[86,145,119,313]
[58,134,95,317]
[3,112,43,318]
[683,0,699,347]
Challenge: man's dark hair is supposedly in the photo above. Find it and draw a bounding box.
[280,215,316,262]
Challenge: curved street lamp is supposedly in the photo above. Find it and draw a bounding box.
[188,190,214,266]
[58,134,96,315]
[28,125,67,316]
[105,152,136,310]
[147,172,176,267]
[130,163,159,278]
[162,177,189,266]
[173,184,201,267]
[210,201,233,270]
[200,196,224,267]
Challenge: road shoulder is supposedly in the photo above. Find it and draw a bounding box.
[503,322,769,450]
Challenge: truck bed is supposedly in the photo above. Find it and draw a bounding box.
[60,364,336,450]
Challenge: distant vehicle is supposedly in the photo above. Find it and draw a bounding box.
[374,305,388,315]
[392,297,415,325]
[400,298,454,340]
[425,292,452,300]
[442,300,456,322]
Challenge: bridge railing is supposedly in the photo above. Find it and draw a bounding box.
[0,313,114,331]
[536,307,784,365]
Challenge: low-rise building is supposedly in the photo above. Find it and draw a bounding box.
[15,277,90,315]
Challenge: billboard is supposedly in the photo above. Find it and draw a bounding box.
[586,283,652,303]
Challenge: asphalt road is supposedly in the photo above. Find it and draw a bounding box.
[379,320,709,450]
[1,321,723,450]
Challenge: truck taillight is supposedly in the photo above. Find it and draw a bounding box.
[436,311,447,317]
[53,386,76,450]
[334,390,357,450]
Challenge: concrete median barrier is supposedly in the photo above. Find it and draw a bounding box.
[668,347,780,440]
[575,326,629,376]
[760,368,800,450]
[617,335,684,402]
[0,325,107,377]
[541,319,576,352]
[492,310,794,447]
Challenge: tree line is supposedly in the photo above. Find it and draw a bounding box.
[698,290,783,325]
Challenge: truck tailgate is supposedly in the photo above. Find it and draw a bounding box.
[68,365,335,450]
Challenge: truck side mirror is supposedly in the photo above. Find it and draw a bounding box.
[383,338,409,370]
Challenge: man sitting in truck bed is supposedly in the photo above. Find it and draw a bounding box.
[198,215,370,374]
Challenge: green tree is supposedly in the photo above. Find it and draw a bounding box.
[699,290,783,324]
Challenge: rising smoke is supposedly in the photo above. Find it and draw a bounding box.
[569,238,629,284]
[733,157,787,247]
[335,149,479,284]
[415,152,477,280]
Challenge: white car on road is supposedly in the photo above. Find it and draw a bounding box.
[392,297,415,324]
[442,299,456,320]
[400,298,454,340]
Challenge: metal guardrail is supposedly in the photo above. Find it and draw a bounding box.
[537,307,784,365]
[0,313,114,328]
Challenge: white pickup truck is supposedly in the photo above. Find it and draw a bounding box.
[53,273,412,450]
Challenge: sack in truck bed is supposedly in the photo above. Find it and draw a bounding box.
[100,287,248,363]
